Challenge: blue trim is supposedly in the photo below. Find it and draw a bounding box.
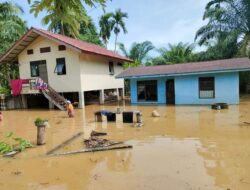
[117,68,250,79]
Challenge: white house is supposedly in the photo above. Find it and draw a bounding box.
[0,27,132,109]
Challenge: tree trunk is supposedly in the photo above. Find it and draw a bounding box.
[37,126,46,145]
[114,34,118,53]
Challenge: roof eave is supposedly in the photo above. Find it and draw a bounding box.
[81,50,133,63]
[116,68,250,79]
[0,29,35,64]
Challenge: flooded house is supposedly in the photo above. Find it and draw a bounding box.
[0,27,132,109]
[117,58,250,105]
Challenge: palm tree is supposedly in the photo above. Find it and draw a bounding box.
[111,9,128,52]
[0,2,26,91]
[119,41,154,64]
[147,43,198,65]
[159,43,197,64]
[79,18,103,46]
[0,2,27,53]
[195,0,250,57]
[99,13,113,47]
[29,0,88,38]
[28,0,108,38]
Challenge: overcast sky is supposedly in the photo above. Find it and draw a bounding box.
[4,0,209,53]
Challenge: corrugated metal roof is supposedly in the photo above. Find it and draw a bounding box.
[117,57,250,78]
[0,27,133,64]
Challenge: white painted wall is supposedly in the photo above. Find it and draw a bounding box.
[18,36,124,94]
[79,54,124,91]
[18,36,81,92]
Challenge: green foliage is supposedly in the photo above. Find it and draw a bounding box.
[0,86,10,96]
[111,9,128,52]
[119,41,154,64]
[123,61,141,69]
[28,0,109,38]
[0,2,27,54]
[195,0,250,58]
[79,18,103,46]
[99,12,113,47]
[146,42,198,65]
[100,9,128,50]
[0,63,19,95]
[198,32,239,61]
[0,142,13,154]
[0,132,33,154]
[12,137,33,152]
[0,2,25,93]
[34,117,48,124]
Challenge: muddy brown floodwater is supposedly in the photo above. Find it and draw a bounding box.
[1,98,250,190]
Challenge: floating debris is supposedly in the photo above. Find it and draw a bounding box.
[46,132,83,155]
[90,130,107,137]
[132,123,143,128]
[84,136,122,149]
[211,103,229,110]
[51,145,133,156]
[152,110,160,117]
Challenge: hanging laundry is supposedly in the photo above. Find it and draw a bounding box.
[35,78,48,90]
[10,79,29,96]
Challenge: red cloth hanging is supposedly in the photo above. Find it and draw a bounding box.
[10,79,29,96]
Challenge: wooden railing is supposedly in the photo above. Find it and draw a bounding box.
[20,78,67,110]
[21,79,39,94]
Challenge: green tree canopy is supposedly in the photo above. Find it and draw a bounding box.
[0,2,27,54]
[0,2,27,92]
[28,0,108,38]
[111,9,128,52]
[119,41,154,64]
[99,12,113,47]
[195,0,250,57]
[79,18,103,46]
[147,42,198,65]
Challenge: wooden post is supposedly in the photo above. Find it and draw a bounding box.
[37,126,46,145]
[95,112,103,122]
[136,112,143,123]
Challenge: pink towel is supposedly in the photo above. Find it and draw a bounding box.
[11,79,30,96]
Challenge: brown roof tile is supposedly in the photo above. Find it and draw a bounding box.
[117,58,250,78]
[33,28,133,62]
[0,27,133,63]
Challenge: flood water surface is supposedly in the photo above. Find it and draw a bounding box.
[0,100,250,190]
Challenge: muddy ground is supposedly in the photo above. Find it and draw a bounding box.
[0,98,250,190]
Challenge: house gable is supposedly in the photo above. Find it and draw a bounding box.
[18,36,82,92]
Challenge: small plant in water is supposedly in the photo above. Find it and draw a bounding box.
[0,132,33,154]
[34,118,48,126]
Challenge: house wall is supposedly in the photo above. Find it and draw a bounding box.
[79,54,124,91]
[18,36,82,92]
[130,72,239,105]
[175,72,239,104]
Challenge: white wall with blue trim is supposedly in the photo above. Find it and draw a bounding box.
[130,72,239,105]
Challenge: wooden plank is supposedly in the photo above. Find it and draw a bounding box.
[3,150,19,157]
[51,145,133,156]
[46,132,83,155]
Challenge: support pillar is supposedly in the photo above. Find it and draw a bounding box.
[116,88,119,101]
[121,88,125,100]
[49,101,54,109]
[99,89,105,104]
[78,91,85,108]
[21,94,27,109]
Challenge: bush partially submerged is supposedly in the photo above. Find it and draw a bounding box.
[0,132,33,154]
[34,117,48,125]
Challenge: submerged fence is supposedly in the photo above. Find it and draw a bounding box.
[0,94,6,110]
